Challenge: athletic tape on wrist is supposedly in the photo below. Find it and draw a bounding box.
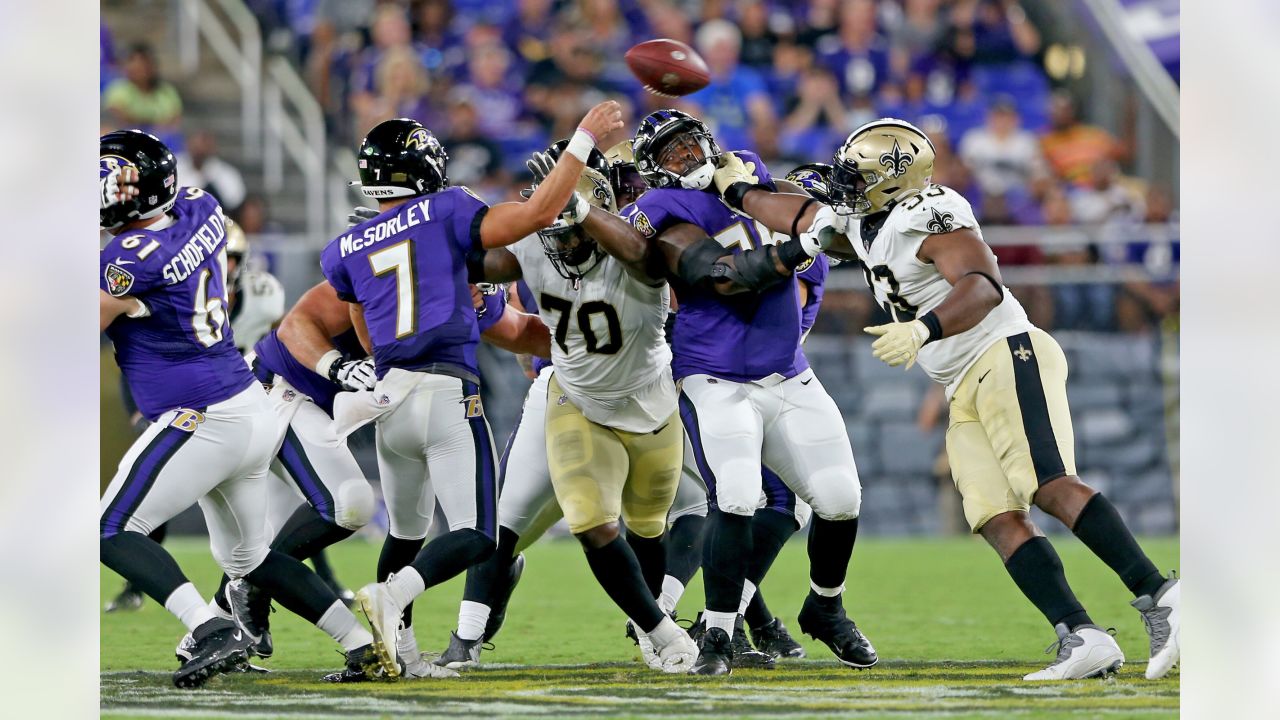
[567,128,595,163]
[315,349,342,378]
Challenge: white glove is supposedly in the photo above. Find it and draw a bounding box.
[347,206,380,227]
[101,166,139,209]
[562,191,590,224]
[864,320,930,370]
[331,357,377,391]
[796,205,848,257]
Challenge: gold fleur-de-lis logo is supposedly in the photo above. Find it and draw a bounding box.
[1014,345,1033,362]
[927,207,955,234]
[878,139,914,178]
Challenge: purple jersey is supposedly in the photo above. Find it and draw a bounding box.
[515,278,552,374]
[797,253,829,335]
[622,151,809,382]
[252,328,367,417]
[101,188,253,420]
[321,187,487,381]
[475,286,507,334]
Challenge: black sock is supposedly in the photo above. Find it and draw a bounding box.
[148,523,168,545]
[1072,493,1165,598]
[626,532,666,599]
[744,589,775,629]
[807,515,858,590]
[101,531,190,605]
[243,550,339,625]
[584,536,665,632]
[464,526,519,605]
[214,505,356,615]
[702,510,752,614]
[665,514,706,586]
[408,528,495,588]
[379,535,425,627]
[310,550,338,586]
[1004,536,1092,629]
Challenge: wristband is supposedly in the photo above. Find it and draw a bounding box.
[566,128,596,163]
[315,349,342,379]
[776,237,813,268]
[918,311,943,344]
[722,181,758,212]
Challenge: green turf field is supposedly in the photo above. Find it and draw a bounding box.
[101,535,1179,718]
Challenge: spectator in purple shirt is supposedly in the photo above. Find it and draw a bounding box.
[454,41,525,139]
[816,0,892,98]
[684,20,779,158]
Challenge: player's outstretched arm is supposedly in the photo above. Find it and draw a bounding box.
[478,100,625,249]
[863,228,1003,369]
[654,222,805,296]
[468,246,524,284]
[582,207,665,285]
[482,309,552,357]
[277,281,356,368]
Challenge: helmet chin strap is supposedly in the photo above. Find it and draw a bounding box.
[680,161,715,190]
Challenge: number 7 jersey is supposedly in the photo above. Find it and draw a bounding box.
[100,188,254,420]
[849,184,1032,396]
[510,235,675,433]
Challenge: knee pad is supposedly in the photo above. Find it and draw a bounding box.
[213,543,270,581]
[810,469,861,521]
[792,499,813,530]
[334,479,375,531]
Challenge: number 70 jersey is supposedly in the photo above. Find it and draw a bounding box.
[848,184,1031,395]
[509,234,674,431]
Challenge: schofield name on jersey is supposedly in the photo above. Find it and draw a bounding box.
[339,198,433,257]
[162,212,227,285]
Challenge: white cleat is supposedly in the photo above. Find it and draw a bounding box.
[1132,575,1180,679]
[355,581,403,679]
[1023,624,1125,681]
[649,616,699,674]
[627,620,662,670]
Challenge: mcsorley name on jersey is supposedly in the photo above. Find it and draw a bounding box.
[339,198,433,257]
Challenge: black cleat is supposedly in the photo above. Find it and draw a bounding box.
[691,626,733,676]
[751,617,806,659]
[224,579,273,659]
[435,631,486,669]
[685,612,707,646]
[797,593,878,668]
[106,582,145,613]
[172,618,252,689]
[732,615,776,669]
[322,643,399,683]
[483,553,525,641]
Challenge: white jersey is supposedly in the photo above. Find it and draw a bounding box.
[846,184,1032,396]
[511,235,675,433]
[230,269,286,353]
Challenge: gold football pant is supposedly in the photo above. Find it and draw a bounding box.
[946,329,1078,532]
[545,374,682,538]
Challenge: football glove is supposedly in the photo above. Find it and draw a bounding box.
[347,206,380,227]
[797,204,848,257]
[526,150,556,185]
[864,320,930,370]
[330,358,377,391]
[713,153,760,210]
[101,166,139,209]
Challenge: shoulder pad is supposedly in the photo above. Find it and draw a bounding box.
[893,185,978,236]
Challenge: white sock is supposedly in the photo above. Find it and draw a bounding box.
[317,600,374,652]
[397,625,420,660]
[205,595,233,621]
[457,600,490,642]
[810,581,844,597]
[738,579,757,615]
[703,609,737,636]
[386,568,426,610]
[647,615,681,649]
[658,576,684,615]
[165,583,216,632]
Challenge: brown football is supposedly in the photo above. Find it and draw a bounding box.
[625,39,711,97]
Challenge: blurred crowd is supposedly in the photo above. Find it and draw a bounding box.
[99,0,1178,334]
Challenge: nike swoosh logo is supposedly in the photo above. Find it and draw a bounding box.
[801,378,812,385]
[113,257,135,265]
[978,369,992,384]
[651,422,669,435]
[232,630,244,641]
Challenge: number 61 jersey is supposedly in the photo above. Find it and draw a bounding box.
[510,236,675,434]
[100,188,254,420]
[849,184,1032,396]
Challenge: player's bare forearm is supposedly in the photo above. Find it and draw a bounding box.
[349,303,373,355]
[739,190,821,237]
[918,228,1004,337]
[278,282,355,367]
[482,310,552,357]
[582,207,663,284]
[471,247,523,283]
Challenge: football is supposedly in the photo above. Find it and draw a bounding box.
[624,38,710,97]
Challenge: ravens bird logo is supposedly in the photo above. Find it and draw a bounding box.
[405,128,432,150]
